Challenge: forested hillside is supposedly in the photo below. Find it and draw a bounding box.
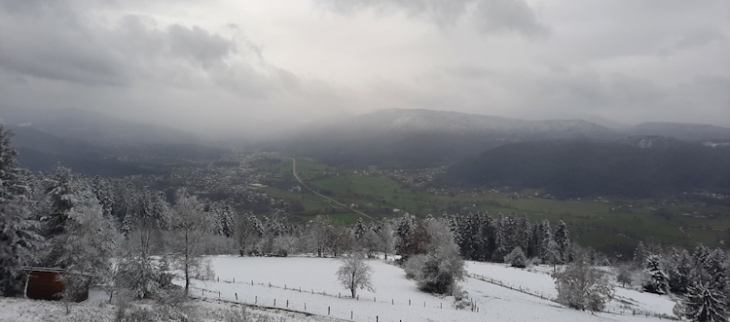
[447,139,730,198]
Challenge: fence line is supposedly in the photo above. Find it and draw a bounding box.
[190,281,481,322]
[203,276,459,311]
[466,274,679,320]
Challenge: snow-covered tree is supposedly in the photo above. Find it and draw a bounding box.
[633,241,649,268]
[554,220,571,262]
[374,219,395,259]
[544,239,562,271]
[404,219,465,295]
[643,254,669,295]
[668,248,693,294]
[0,125,44,296]
[118,189,170,299]
[306,215,333,257]
[236,213,264,256]
[329,225,353,257]
[683,283,728,322]
[336,253,374,298]
[706,249,727,295]
[170,188,212,296]
[553,253,614,312]
[538,220,553,262]
[211,201,236,238]
[395,213,416,256]
[616,263,634,288]
[504,246,527,268]
[39,166,119,288]
[490,216,507,261]
[353,217,367,241]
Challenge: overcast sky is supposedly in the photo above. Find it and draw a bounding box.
[1,0,729,136]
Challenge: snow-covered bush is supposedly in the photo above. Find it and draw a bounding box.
[404,254,428,280]
[406,241,465,295]
[553,257,614,312]
[615,264,634,288]
[504,246,527,268]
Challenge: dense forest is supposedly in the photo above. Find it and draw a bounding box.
[447,139,730,198]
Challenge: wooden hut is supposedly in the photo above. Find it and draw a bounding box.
[23,267,91,302]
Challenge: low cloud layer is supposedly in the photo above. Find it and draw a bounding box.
[1,0,728,138]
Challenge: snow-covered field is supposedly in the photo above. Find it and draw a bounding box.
[184,256,678,322]
[0,256,679,322]
[466,261,678,317]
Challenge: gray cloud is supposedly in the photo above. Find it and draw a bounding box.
[167,24,235,66]
[316,0,548,37]
[0,0,128,86]
[1,0,728,138]
[472,0,548,37]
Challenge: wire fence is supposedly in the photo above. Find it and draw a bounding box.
[466,273,679,320]
[188,277,479,322]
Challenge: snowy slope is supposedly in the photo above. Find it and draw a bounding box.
[0,256,678,322]
[180,256,676,322]
[465,261,678,317]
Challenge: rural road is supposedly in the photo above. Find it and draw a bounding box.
[291,158,373,220]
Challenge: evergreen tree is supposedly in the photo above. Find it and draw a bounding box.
[395,213,416,256]
[353,217,367,241]
[515,216,532,256]
[554,220,571,263]
[643,254,670,295]
[211,201,236,238]
[634,241,649,268]
[91,176,114,219]
[118,188,170,299]
[668,248,693,294]
[490,216,507,261]
[0,125,43,296]
[236,213,264,256]
[683,283,728,322]
[539,220,553,262]
[706,249,728,294]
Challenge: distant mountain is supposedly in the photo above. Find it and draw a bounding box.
[1,106,227,175]
[626,122,730,141]
[272,109,620,166]
[0,106,199,146]
[311,109,618,139]
[446,138,730,198]
[7,126,99,156]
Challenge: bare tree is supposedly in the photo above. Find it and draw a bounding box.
[171,188,212,296]
[336,253,374,298]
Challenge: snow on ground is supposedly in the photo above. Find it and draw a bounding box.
[0,256,678,322]
[178,256,675,322]
[0,288,331,322]
[465,261,678,317]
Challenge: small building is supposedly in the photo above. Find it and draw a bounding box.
[23,267,91,302]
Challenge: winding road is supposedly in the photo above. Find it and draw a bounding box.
[291,158,373,220]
